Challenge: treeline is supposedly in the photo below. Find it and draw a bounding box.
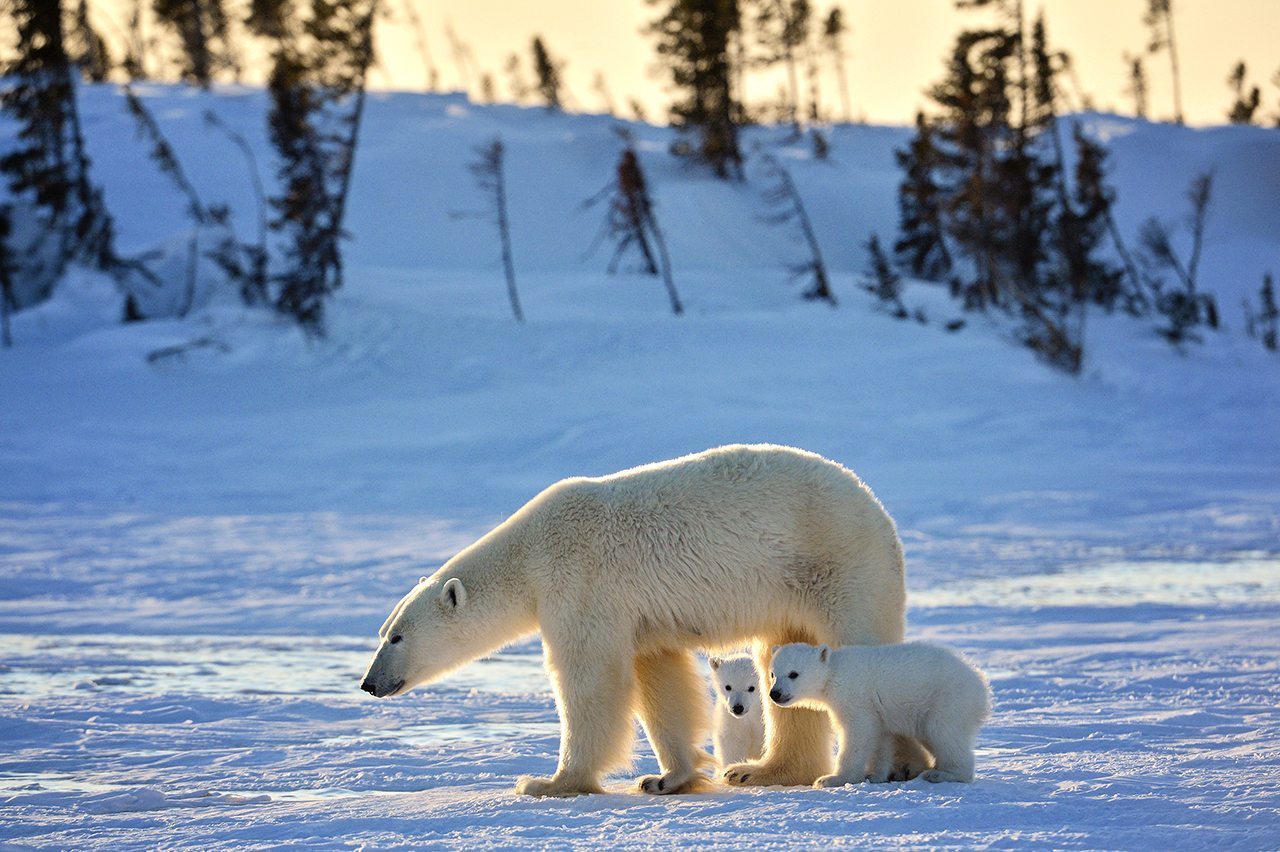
[1,0,1277,368]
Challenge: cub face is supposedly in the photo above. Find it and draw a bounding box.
[709,655,762,718]
[360,575,472,698]
[767,643,829,707]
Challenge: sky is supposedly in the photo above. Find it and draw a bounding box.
[367,0,1280,126]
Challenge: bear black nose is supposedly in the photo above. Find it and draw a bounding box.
[360,679,377,695]
[769,688,782,702]
[732,703,745,716]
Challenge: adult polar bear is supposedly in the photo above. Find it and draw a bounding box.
[361,444,922,796]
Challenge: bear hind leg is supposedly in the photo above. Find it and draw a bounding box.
[634,648,712,795]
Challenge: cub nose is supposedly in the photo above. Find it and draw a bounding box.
[732,703,745,716]
[360,679,377,695]
[769,688,782,702]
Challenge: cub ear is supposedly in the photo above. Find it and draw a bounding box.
[441,577,467,610]
[709,657,722,671]
[818,644,829,663]
[769,645,781,659]
[419,576,429,585]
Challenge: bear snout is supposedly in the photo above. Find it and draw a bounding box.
[769,688,789,705]
[359,677,405,698]
[732,703,746,716]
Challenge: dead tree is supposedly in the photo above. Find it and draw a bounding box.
[1139,170,1218,342]
[401,0,439,90]
[1144,0,1184,123]
[758,150,835,305]
[123,84,210,316]
[584,143,683,315]
[204,110,268,305]
[469,138,524,323]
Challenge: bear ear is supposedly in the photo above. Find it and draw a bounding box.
[769,645,781,658]
[441,577,467,610]
[419,576,429,585]
[709,657,722,671]
[818,644,829,663]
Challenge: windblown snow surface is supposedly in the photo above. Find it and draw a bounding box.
[2,85,1279,849]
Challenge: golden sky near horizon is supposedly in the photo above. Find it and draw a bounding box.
[367,0,1279,126]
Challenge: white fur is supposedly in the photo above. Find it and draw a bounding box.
[709,655,765,767]
[768,641,992,787]
[360,444,913,796]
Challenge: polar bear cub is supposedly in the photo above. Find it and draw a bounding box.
[768,642,991,787]
[709,655,766,767]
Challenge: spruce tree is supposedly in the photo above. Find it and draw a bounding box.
[1068,126,1130,309]
[151,0,229,87]
[1,0,116,306]
[893,112,952,281]
[1124,53,1148,119]
[0,205,14,347]
[69,0,112,82]
[1226,61,1261,125]
[751,0,811,132]
[251,0,379,334]
[531,36,563,110]
[1257,274,1277,352]
[649,0,745,179]
[864,234,907,319]
[821,6,851,122]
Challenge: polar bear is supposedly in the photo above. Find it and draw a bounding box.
[709,655,766,767]
[360,444,921,796]
[768,642,992,787]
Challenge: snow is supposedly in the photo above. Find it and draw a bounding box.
[2,84,1279,848]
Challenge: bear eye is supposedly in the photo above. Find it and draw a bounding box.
[724,684,732,691]
[748,686,755,692]
[389,634,403,645]
[788,671,799,680]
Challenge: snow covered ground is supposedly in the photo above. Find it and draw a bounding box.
[2,85,1279,848]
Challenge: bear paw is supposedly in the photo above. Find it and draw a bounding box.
[514,775,601,798]
[919,768,969,784]
[638,771,706,795]
[722,761,815,787]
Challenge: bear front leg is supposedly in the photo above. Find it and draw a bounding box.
[722,704,833,787]
[516,635,636,798]
[634,649,711,795]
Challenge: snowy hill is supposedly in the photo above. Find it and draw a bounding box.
[1,85,1279,848]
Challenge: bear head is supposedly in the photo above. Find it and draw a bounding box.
[360,574,489,698]
[767,642,830,707]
